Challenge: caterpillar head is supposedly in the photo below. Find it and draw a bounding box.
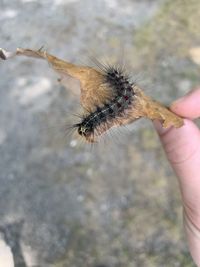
[74,122,96,142]
[77,124,92,137]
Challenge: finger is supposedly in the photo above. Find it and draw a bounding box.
[154,119,200,224]
[154,119,200,169]
[170,88,200,119]
[154,88,200,266]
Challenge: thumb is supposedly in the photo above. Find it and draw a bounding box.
[153,88,200,218]
[153,89,200,265]
[154,119,200,208]
[153,88,200,206]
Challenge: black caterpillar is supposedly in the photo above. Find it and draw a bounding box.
[74,66,136,141]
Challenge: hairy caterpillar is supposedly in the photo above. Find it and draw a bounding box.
[73,65,136,142]
[0,47,184,143]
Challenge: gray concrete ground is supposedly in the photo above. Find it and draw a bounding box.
[0,0,200,266]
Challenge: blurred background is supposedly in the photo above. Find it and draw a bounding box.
[0,0,200,266]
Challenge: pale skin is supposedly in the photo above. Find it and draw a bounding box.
[153,88,200,266]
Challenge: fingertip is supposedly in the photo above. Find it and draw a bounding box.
[170,88,200,119]
[155,119,200,165]
[153,120,172,136]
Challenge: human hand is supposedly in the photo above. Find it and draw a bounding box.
[153,89,200,266]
